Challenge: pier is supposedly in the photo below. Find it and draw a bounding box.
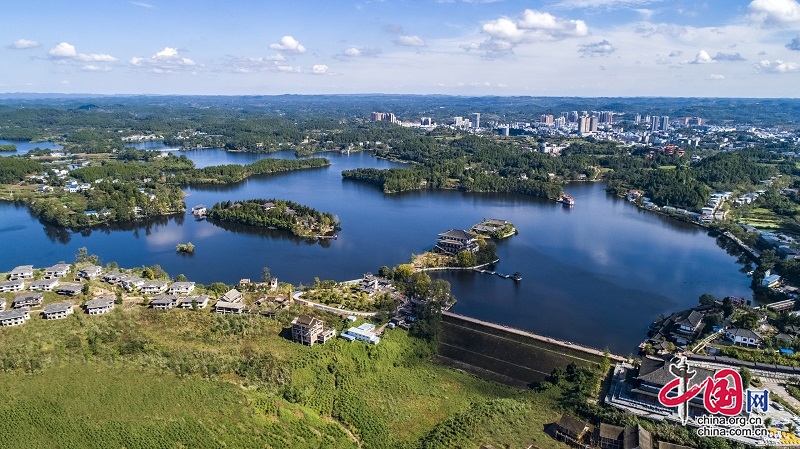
[472,268,521,281]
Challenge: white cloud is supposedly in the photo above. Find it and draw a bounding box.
[712,52,745,61]
[748,0,800,27]
[82,65,112,72]
[633,8,655,20]
[707,74,725,80]
[8,38,39,49]
[130,1,154,8]
[48,42,117,62]
[269,36,306,53]
[311,64,329,75]
[130,47,195,73]
[668,50,683,57]
[685,50,714,64]
[276,65,301,73]
[553,0,662,9]
[754,59,799,72]
[787,36,800,51]
[226,54,291,73]
[336,47,382,60]
[475,9,588,57]
[395,35,427,47]
[577,40,615,57]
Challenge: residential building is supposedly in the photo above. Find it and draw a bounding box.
[102,271,124,284]
[220,289,243,303]
[763,274,782,288]
[140,280,168,295]
[0,308,30,326]
[178,295,210,309]
[594,423,652,449]
[343,322,380,344]
[78,265,103,279]
[168,281,195,295]
[435,229,479,255]
[0,279,25,293]
[8,265,34,280]
[553,414,590,445]
[214,300,244,314]
[42,302,74,320]
[150,294,179,310]
[45,263,71,278]
[85,297,115,315]
[56,284,83,296]
[12,292,43,309]
[29,278,59,292]
[120,275,145,291]
[291,314,335,346]
[725,328,762,347]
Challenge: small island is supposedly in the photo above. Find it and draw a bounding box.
[175,242,195,254]
[206,198,339,238]
[0,144,17,152]
[470,218,516,239]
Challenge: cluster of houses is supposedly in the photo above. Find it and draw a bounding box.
[355,273,394,296]
[628,190,732,222]
[551,412,691,449]
[289,314,382,346]
[637,297,800,355]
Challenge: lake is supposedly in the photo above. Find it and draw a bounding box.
[0,144,754,353]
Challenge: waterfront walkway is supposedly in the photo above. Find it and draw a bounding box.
[441,311,627,362]
[723,231,761,259]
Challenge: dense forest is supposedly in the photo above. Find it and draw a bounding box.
[207,198,338,237]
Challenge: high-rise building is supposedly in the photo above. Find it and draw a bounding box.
[371,112,397,124]
[634,114,641,124]
[599,111,613,124]
[589,116,598,132]
[454,116,463,127]
[540,114,554,125]
[569,111,579,123]
[579,116,590,134]
[659,116,669,131]
[650,116,660,131]
[473,113,480,129]
[420,117,432,126]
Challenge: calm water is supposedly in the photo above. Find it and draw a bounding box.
[0,139,62,156]
[0,144,753,353]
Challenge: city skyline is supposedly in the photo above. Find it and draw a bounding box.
[2,0,800,97]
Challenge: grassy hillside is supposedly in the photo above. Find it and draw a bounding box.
[0,305,573,448]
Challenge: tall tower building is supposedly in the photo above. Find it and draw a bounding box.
[651,116,660,131]
[579,116,590,134]
[589,116,598,133]
[473,113,480,129]
[659,116,669,131]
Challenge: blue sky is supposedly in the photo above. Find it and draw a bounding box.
[2,0,800,96]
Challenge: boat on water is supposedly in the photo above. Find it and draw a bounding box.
[559,194,575,206]
[511,271,522,281]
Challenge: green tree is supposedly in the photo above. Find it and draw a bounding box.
[699,293,717,306]
[142,268,155,280]
[175,273,188,282]
[262,266,271,283]
[409,300,442,345]
[76,247,89,263]
[739,367,753,388]
[377,266,391,278]
[456,250,475,267]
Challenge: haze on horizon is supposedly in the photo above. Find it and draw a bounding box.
[2,0,800,98]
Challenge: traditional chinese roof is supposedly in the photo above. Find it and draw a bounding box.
[636,356,715,388]
[555,414,588,436]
